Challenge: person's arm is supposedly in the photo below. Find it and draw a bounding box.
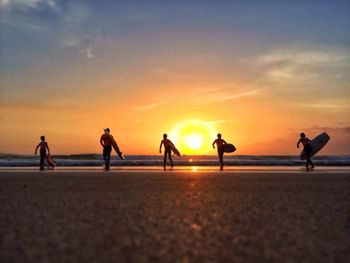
[212,139,216,148]
[100,136,104,147]
[297,139,301,148]
[159,140,163,153]
[35,143,40,155]
[222,139,227,144]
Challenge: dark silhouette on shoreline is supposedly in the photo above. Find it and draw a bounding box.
[297,132,314,170]
[34,136,50,170]
[212,133,227,171]
[100,128,113,171]
[159,133,175,171]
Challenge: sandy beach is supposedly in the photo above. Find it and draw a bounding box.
[0,170,349,263]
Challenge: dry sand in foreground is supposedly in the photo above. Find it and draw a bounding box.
[0,171,349,263]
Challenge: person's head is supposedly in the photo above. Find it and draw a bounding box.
[40,136,45,141]
[217,133,222,139]
[300,132,305,138]
[105,128,110,133]
[163,133,167,139]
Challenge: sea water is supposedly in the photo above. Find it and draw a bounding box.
[0,154,349,167]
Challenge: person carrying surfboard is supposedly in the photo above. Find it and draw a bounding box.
[34,136,50,171]
[100,128,113,171]
[159,133,175,171]
[212,133,227,171]
[297,132,314,169]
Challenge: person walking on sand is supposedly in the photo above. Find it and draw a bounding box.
[100,128,113,171]
[159,133,175,171]
[35,136,50,171]
[212,133,227,171]
[297,132,314,170]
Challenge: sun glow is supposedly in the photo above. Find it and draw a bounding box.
[186,133,202,150]
[170,120,216,155]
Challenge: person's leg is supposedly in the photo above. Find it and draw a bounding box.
[103,147,108,170]
[309,157,314,168]
[305,145,311,169]
[105,146,112,170]
[220,153,224,170]
[218,149,224,170]
[40,150,46,170]
[168,149,173,168]
[163,151,167,170]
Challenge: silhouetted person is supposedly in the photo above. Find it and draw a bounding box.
[159,133,174,171]
[35,136,50,171]
[100,128,113,171]
[212,133,227,171]
[297,132,314,170]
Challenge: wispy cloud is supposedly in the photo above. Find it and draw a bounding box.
[193,88,259,104]
[80,46,93,59]
[294,98,350,112]
[0,0,57,9]
[255,44,350,88]
[133,102,167,111]
[257,49,349,66]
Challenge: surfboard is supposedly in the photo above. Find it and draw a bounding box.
[46,154,56,168]
[170,144,181,157]
[300,132,330,160]
[223,144,236,153]
[104,129,125,160]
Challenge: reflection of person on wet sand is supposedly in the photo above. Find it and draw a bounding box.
[100,128,113,171]
[159,133,174,171]
[297,132,314,170]
[212,133,227,171]
[35,136,50,171]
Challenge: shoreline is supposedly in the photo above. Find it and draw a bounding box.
[0,165,350,174]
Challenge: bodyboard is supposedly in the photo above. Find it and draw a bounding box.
[222,144,236,153]
[46,154,56,167]
[300,132,330,160]
[170,144,181,157]
[104,129,125,160]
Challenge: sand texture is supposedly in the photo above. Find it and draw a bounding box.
[0,171,350,262]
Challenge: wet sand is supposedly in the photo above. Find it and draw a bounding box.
[0,170,349,262]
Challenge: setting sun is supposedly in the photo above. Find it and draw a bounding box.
[186,134,202,150]
[170,120,216,155]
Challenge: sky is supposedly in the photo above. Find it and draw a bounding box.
[0,0,349,155]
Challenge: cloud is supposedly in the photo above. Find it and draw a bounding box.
[193,88,259,104]
[294,98,350,112]
[61,37,80,48]
[133,102,167,111]
[257,49,349,66]
[80,46,93,59]
[80,36,102,59]
[0,0,57,9]
[255,44,350,89]
[300,103,350,110]
[0,0,59,34]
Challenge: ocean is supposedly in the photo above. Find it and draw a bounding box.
[0,154,349,167]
